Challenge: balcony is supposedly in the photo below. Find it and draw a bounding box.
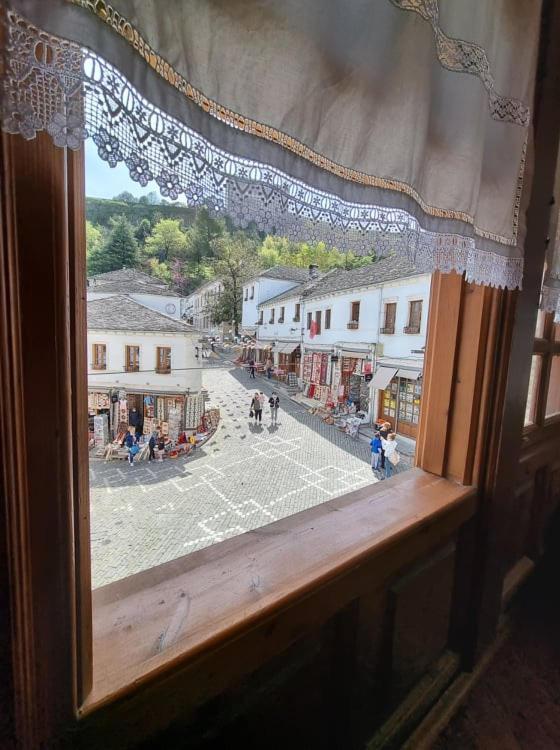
[347,321,359,330]
[380,326,395,335]
[404,325,420,334]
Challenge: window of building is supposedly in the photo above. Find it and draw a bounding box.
[269,308,275,324]
[348,301,360,329]
[523,315,560,429]
[307,311,312,330]
[315,310,322,334]
[250,286,254,300]
[325,309,331,329]
[294,303,301,322]
[279,306,285,323]
[156,346,171,374]
[92,343,106,370]
[125,345,140,372]
[405,300,422,334]
[382,302,396,334]
[258,310,263,325]
[244,288,248,301]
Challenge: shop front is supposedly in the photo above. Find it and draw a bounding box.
[373,366,423,439]
[274,342,300,381]
[302,349,332,402]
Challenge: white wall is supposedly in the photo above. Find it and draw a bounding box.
[87,329,202,394]
[87,291,185,319]
[242,277,302,330]
[184,279,223,331]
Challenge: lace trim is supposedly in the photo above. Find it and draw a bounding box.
[1,8,523,290]
[390,0,530,126]
[66,0,525,246]
[541,284,560,323]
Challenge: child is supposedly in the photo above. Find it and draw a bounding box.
[128,439,139,466]
[370,431,382,472]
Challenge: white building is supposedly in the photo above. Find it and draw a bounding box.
[183,278,224,334]
[87,295,202,436]
[256,256,431,438]
[87,268,186,320]
[241,265,311,334]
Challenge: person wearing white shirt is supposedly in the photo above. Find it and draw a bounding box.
[381,433,399,479]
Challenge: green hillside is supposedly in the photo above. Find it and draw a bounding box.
[86,196,196,228]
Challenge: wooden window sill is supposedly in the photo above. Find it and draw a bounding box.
[83,468,475,714]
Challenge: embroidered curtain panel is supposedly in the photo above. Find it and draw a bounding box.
[3,0,543,291]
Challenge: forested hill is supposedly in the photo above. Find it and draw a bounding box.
[86,196,196,228]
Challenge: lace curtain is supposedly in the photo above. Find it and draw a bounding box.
[2,0,543,290]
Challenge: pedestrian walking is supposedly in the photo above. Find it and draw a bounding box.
[265,356,274,379]
[250,391,263,422]
[370,431,382,472]
[379,421,391,469]
[381,433,399,479]
[249,358,256,378]
[156,430,166,461]
[148,431,157,461]
[269,392,280,424]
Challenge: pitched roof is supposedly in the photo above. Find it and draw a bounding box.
[252,265,311,283]
[88,296,194,333]
[305,255,422,299]
[257,275,324,307]
[88,268,167,288]
[88,280,177,297]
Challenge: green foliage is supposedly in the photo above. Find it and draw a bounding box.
[257,236,375,271]
[113,191,137,203]
[184,208,225,268]
[134,218,152,247]
[86,220,104,260]
[209,232,262,334]
[147,257,172,283]
[87,215,138,275]
[143,218,188,263]
[85,196,195,230]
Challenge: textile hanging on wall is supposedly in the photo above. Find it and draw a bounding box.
[2,0,542,290]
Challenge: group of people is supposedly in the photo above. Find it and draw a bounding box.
[122,427,167,466]
[369,421,400,479]
[250,391,280,425]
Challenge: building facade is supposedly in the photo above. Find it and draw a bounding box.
[241,265,311,335]
[87,295,202,438]
[183,278,224,333]
[87,267,187,319]
[256,257,431,438]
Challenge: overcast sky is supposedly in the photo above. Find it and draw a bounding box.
[85,138,166,201]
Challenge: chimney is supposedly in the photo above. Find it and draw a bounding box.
[308,264,319,280]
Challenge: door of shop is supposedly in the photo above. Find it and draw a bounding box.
[378,375,422,439]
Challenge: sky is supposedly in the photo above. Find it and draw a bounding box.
[85,138,168,202]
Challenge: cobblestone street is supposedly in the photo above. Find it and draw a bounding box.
[90,363,409,588]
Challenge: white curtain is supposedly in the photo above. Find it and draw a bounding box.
[3,0,543,289]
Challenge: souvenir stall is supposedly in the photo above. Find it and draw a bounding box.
[301,351,332,402]
[274,343,300,382]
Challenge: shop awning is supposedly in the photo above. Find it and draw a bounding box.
[370,367,398,390]
[396,368,422,380]
[341,350,371,359]
[278,343,300,354]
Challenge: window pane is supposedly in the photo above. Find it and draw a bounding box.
[524,354,542,426]
[534,309,546,338]
[554,322,560,342]
[545,355,560,419]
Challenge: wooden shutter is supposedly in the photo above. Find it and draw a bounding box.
[325,309,331,329]
[156,347,171,373]
[384,303,396,333]
[315,310,322,334]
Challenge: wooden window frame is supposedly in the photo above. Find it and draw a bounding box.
[258,309,263,325]
[269,308,275,324]
[91,342,106,371]
[325,308,331,330]
[404,299,422,334]
[2,6,560,744]
[381,302,396,334]
[307,311,312,330]
[293,303,301,322]
[523,312,560,435]
[124,344,140,373]
[315,310,322,335]
[155,346,171,375]
[278,306,285,323]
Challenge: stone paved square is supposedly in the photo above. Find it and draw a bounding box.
[89,364,410,588]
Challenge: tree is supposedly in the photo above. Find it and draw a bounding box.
[184,208,225,269]
[87,215,138,274]
[147,257,172,283]
[113,191,137,203]
[143,218,187,263]
[86,221,104,261]
[209,232,261,335]
[134,218,152,247]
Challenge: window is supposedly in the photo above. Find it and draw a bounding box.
[244,288,248,301]
[405,300,422,334]
[294,303,301,322]
[348,301,360,329]
[250,286,254,300]
[523,315,560,428]
[269,308,275,324]
[92,343,106,370]
[315,310,322,334]
[307,311,312,330]
[125,345,140,372]
[156,346,171,374]
[381,302,396,334]
[258,310,263,325]
[279,306,285,323]
[325,309,331,329]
